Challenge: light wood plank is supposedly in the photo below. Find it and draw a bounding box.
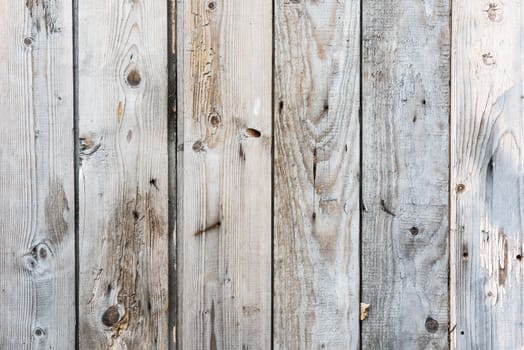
[273,0,360,349]
[0,0,75,348]
[78,1,168,348]
[176,0,272,348]
[361,0,450,348]
[450,1,524,348]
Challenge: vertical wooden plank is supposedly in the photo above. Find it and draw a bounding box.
[0,0,75,348]
[78,1,168,348]
[169,0,177,348]
[273,0,360,349]
[451,0,524,348]
[177,0,272,348]
[361,0,450,347]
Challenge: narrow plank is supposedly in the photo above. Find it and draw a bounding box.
[176,0,272,348]
[450,1,524,348]
[78,1,168,348]
[361,0,450,347]
[0,0,75,348]
[168,0,177,348]
[273,0,360,349]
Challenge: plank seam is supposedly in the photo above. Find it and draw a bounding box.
[73,0,79,347]
[359,0,363,346]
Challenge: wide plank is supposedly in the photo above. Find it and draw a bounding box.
[78,0,169,348]
[176,0,272,348]
[361,0,450,347]
[273,0,360,349]
[450,0,524,348]
[0,0,75,348]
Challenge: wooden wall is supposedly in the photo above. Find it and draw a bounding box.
[0,0,523,349]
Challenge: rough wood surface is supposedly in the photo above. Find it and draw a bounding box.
[273,0,360,349]
[176,0,272,348]
[361,0,450,348]
[78,1,169,348]
[0,0,75,348]
[450,1,524,348]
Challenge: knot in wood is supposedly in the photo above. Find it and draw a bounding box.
[425,317,439,333]
[101,305,121,327]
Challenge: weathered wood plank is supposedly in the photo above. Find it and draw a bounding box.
[361,0,450,348]
[176,0,272,348]
[0,0,75,348]
[450,1,524,348]
[273,0,360,349]
[169,1,177,348]
[78,1,169,348]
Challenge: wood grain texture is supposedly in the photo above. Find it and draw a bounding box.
[273,0,360,349]
[78,0,168,348]
[176,0,272,348]
[361,0,450,348]
[450,0,524,348]
[0,0,75,348]
[168,1,177,348]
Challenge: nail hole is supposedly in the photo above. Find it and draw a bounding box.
[208,1,216,10]
[208,112,221,127]
[34,328,44,337]
[245,128,261,138]
[24,37,33,46]
[456,184,466,193]
[409,226,419,236]
[149,178,159,190]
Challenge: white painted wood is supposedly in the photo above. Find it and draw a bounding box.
[450,0,524,348]
[361,0,450,347]
[0,0,75,348]
[78,0,169,348]
[176,0,272,348]
[273,0,360,349]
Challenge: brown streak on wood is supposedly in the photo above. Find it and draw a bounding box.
[117,102,123,122]
[193,222,221,236]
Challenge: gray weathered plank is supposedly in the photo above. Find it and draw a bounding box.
[176,0,272,348]
[450,1,524,348]
[361,0,450,347]
[78,1,169,348]
[0,0,75,348]
[273,0,360,349]
[169,1,177,348]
